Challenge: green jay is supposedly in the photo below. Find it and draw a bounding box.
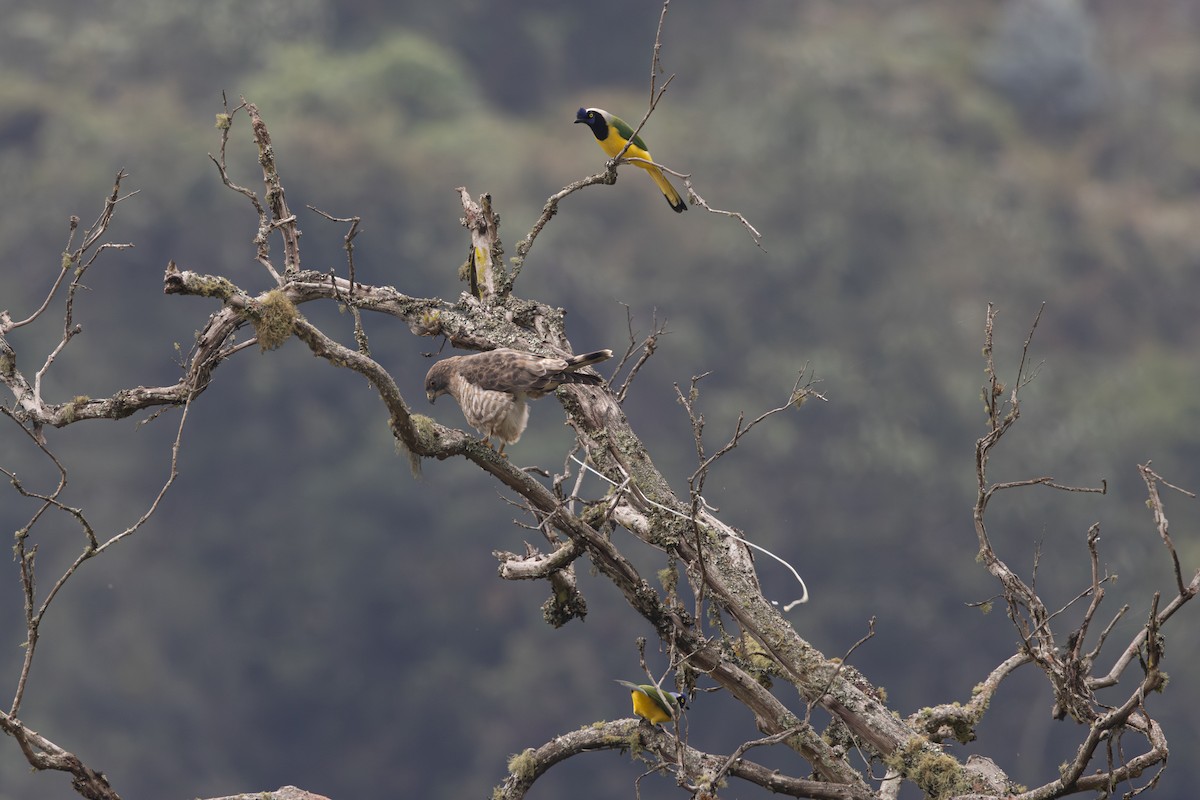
[615,679,687,725]
[575,107,687,212]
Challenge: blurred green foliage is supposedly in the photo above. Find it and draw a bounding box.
[2,1,1200,798]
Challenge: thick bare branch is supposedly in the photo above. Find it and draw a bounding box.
[493,720,876,800]
[0,706,122,799]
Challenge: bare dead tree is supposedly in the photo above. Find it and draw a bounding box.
[1,24,1197,800]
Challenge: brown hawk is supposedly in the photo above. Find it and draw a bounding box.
[424,347,613,453]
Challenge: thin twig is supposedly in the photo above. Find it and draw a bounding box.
[689,367,823,492]
[309,206,369,355]
[811,618,877,715]
[614,306,668,404]
[31,172,137,399]
[707,725,805,793]
[208,94,282,284]
[4,216,78,332]
[1139,462,1188,596]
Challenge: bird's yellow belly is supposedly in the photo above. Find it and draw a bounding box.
[631,690,672,724]
[599,136,655,168]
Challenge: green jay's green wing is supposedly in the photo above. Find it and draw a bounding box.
[607,114,650,152]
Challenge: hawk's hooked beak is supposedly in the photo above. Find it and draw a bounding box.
[426,391,437,404]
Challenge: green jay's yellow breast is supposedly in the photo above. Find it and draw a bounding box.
[630,689,674,724]
[598,128,656,165]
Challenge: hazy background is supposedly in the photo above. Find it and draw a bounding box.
[2,1,1199,797]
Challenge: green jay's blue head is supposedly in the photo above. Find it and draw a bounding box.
[575,107,609,140]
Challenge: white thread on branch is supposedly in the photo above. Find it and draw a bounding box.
[570,455,808,608]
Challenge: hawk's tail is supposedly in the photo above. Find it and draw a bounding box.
[566,349,614,369]
[561,349,613,385]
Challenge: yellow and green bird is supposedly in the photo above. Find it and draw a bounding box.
[575,107,687,213]
[615,679,687,725]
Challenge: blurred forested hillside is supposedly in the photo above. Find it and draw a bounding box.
[2,1,1199,798]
